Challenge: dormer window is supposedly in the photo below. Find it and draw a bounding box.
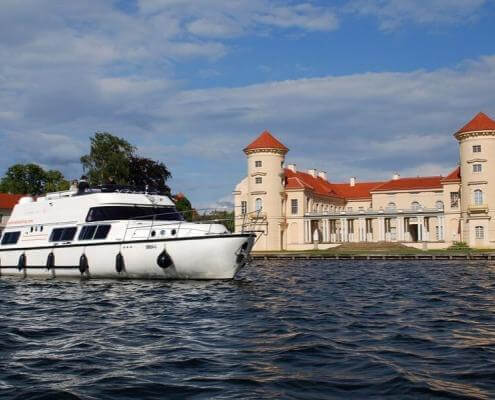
[473,145,481,153]
[255,161,262,167]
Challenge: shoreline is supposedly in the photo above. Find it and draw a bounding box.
[251,252,495,261]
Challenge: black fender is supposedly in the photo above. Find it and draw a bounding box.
[46,252,55,271]
[116,252,125,273]
[157,250,173,269]
[79,254,89,274]
[18,253,26,271]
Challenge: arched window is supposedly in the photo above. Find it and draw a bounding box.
[435,200,444,210]
[474,189,483,206]
[411,201,421,211]
[255,198,262,212]
[475,226,484,239]
[387,202,396,210]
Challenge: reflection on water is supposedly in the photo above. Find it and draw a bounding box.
[1,260,495,399]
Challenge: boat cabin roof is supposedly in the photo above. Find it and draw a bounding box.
[6,189,175,228]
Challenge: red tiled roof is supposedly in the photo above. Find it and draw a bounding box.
[332,182,384,200]
[456,112,495,135]
[286,176,313,190]
[0,193,23,209]
[244,131,288,152]
[441,166,461,183]
[372,176,443,192]
[285,169,341,198]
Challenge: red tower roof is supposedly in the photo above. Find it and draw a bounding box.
[456,112,495,135]
[244,131,288,153]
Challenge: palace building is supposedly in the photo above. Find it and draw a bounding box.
[233,112,495,251]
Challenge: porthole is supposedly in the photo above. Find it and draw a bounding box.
[151,230,156,237]
[160,230,166,235]
[171,229,177,236]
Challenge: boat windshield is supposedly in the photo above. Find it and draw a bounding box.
[86,206,184,222]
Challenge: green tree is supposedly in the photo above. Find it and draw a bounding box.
[45,169,70,192]
[0,163,68,195]
[174,194,194,221]
[199,210,235,232]
[128,156,171,193]
[80,132,135,185]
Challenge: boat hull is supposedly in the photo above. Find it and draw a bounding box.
[0,234,255,280]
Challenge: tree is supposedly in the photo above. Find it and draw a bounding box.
[128,156,171,193]
[80,132,135,185]
[0,163,68,195]
[45,169,70,192]
[174,193,194,221]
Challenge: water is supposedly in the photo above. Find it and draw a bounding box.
[1,260,495,400]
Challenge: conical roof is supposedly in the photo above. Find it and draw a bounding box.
[243,130,288,153]
[456,112,495,135]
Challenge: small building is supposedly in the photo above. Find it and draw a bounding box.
[0,194,24,234]
[234,112,495,251]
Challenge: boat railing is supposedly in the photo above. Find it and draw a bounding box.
[122,206,259,240]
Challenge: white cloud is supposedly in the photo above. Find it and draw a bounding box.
[348,0,487,30]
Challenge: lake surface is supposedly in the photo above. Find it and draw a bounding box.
[1,260,495,399]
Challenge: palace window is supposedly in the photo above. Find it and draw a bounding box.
[387,202,396,210]
[241,201,247,215]
[255,198,262,212]
[473,164,482,173]
[475,226,484,239]
[474,189,483,205]
[473,145,481,153]
[450,192,459,208]
[435,200,444,210]
[255,160,262,167]
[411,201,421,211]
[291,199,298,214]
[347,207,353,212]
[255,177,262,184]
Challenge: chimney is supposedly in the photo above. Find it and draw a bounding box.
[393,172,400,180]
[350,177,356,187]
[288,164,296,172]
[308,169,317,178]
[318,171,327,181]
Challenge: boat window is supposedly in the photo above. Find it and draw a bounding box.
[50,227,77,242]
[1,231,21,245]
[94,225,111,239]
[86,206,183,222]
[79,225,97,240]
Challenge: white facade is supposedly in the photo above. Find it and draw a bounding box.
[234,113,495,251]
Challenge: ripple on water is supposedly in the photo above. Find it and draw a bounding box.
[1,260,495,399]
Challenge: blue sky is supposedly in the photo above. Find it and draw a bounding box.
[1,0,495,208]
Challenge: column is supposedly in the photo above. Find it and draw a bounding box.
[304,220,309,243]
[359,218,365,242]
[378,217,385,241]
[440,216,444,241]
[397,217,404,242]
[323,219,328,243]
[341,218,347,242]
[418,216,424,241]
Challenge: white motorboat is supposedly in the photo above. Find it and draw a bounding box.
[0,186,255,280]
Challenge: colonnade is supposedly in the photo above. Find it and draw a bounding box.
[304,215,445,243]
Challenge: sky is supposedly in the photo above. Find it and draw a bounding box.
[1,0,495,209]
